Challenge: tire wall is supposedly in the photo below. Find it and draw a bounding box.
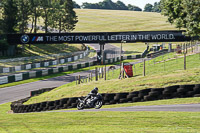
[11,84,200,113]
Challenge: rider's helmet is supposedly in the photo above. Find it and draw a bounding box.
[94,87,98,93]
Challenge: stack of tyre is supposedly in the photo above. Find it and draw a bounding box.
[102,84,200,105]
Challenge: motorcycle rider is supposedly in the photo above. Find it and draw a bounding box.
[85,87,99,107]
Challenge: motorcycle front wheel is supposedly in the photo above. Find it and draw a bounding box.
[94,100,102,109]
[77,102,84,110]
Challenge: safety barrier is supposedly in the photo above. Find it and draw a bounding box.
[11,84,200,113]
[0,51,89,73]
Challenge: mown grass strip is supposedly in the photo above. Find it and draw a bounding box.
[0,102,200,133]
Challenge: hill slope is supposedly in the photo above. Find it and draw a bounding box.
[74,9,177,32]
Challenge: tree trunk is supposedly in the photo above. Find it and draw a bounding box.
[44,8,48,33]
[30,17,34,33]
[59,18,61,33]
[34,7,37,33]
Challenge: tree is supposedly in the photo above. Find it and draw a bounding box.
[62,0,78,32]
[82,2,100,9]
[99,0,117,10]
[127,4,142,11]
[73,1,80,8]
[17,0,31,33]
[116,1,128,10]
[1,0,18,33]
[30,0,42,33]
[41,0,53,33]
[152,2,161,13]
[144,3,153,12]
[161,0,200,36]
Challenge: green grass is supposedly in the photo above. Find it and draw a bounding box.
[25,53,200,104]
[74,9,177,32]
[1,103,200,133]
[0,44,84,66]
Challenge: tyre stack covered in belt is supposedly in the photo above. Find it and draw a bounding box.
[11,84,200,113]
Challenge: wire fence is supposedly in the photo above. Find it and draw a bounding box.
[75,42,200,85]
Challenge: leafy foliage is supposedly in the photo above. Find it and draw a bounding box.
[144,3,153,12]
[82,0,142,11]
[161,0,200,36]
[0,0,78,34]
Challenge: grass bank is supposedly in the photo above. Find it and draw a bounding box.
[74,9,177,32]
[26,53,200,104]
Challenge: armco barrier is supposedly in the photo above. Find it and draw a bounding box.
[11,84,200,113]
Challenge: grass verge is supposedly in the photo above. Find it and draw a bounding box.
[0,102,200,133]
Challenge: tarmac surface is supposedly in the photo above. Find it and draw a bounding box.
[0,44,121,104]
[57,104,200,112]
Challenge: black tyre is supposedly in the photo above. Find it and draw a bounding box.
[114,93,128,101]
[77,102,84,110]
[187,91,196,97]
[94,100,103,109]
[132,97,141,102]
[139,89,151,94]
[109,100,116,104]
[144,95,155,101]
[149,91,161,96]
[164,85,179,92]
[119,98,128,103]
[194,94,200,97]
[177,88,189,93]
[151,88,164,92]
[104,93,116,101]
[193,87,200,93]
[179,85,195,91]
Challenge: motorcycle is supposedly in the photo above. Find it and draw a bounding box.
[77,93,103,110]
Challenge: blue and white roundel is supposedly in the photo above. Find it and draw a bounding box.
[21,35,30,44]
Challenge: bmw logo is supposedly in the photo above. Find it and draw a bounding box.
[21,35,30,44]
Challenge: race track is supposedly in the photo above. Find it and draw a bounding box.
[57,104,200,112]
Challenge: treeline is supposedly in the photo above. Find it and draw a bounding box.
[77,0,142,11]
[73,0,161,13]
[0,0,78,34]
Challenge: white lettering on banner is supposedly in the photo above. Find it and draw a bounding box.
[52,61,57,65]
[42,70,48,76]
[44,33,178,42]
[60,59,65,64]
[15,74,22,81]
[29,71,36,78]
[44,62,49,67]
[0,76,8,84]
[35,63,41,68]
[26,64,31,70]
[74,56,78,60]
[68,58,72,62]
[15,66,21,71]
[3,68,10,73]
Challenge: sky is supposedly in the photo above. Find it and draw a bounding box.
[75,0,161,9]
